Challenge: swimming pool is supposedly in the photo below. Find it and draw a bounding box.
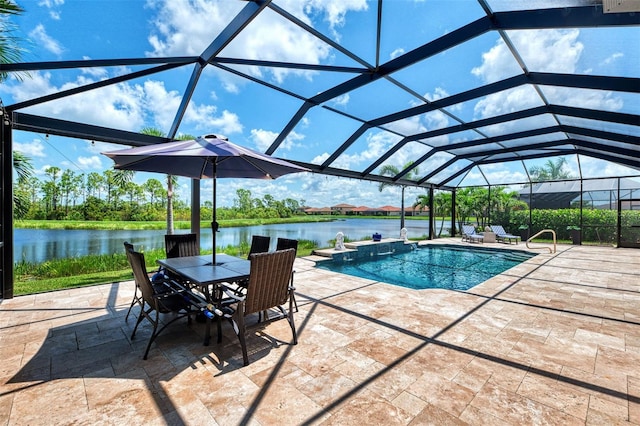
[315,244,537,291]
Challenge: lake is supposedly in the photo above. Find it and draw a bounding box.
[13,218,450,264]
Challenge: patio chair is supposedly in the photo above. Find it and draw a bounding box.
[123,241,142,321]
[276,238,299,312]
[126,247,202,360]
[276,237,298,253]
[219,248,297,366]
[461,225,484,244]
[165,233,199,258]
[229,235,271,295]
[490,225,520,244]
[248,235,271,256]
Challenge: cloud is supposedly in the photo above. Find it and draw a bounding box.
[38,0,64,7]
[29,24,64,56]
[14,138,46,157]
[578,154,639,178]
[251,128,278,151]
[77,155,103,170]
[424,87,451,103]
[79,57,110,79]
[472,29,583,83]
[390,48,405,60]
[251,128,304,152]
[314,126,433,174]
[145,0,367,86]
[301,0,368,40]
[38,0,64,20]
[141,80,181,130]
[4,71,147,131]
[422,109,451,131]
[384,115,425,135]
[601,52,623,66]
[297,173,417,208]
[332,130,401,169]
[311,152,330,164]
[3,71,242,137]
[190,108,242,135]
[331,93,350,107]
[473,85,542,120]
[470,29,622,124]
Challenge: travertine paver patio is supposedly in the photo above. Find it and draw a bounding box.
[1,240,639,425]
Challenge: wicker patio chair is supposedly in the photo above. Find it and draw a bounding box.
[162,233,201,288]
[126,247,203,359]
[219,248,297,366]
[165,233,200,258]
[248,235,271,256]
[226,235,272,298]
[275,238,299,312]
[123,241,142,321]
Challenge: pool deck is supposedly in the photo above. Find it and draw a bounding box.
[1,239,639,425]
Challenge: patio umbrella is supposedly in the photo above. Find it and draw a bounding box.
[102,134,309,263]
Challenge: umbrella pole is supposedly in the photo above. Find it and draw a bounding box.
[212,164,217,265]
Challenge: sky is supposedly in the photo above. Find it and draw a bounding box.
[2,0,638,209]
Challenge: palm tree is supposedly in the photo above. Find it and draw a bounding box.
[413,193,438,236]
[412,194,430,214]
[378,161,419,230]
[528,157,572,182]
[3,2,33,216]
[104,169,135,208]
[433,191,452,237]
[0,0,28,82]
[13,151,33,217]
[140,128,178,234]
[139,128,196,234]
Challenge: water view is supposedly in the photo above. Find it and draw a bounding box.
[14,218,447,264]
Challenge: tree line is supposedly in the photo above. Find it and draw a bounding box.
[13,161,305,222]
[411,187,527,236]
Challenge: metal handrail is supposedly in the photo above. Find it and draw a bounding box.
[525,229,557,253]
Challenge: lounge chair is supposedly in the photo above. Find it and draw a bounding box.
[461,225,484,244]
[490,225,520,244]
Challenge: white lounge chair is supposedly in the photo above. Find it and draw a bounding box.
[490,225,520,244]
[462,225,484,243]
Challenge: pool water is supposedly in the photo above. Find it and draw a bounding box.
[315,244,537,291]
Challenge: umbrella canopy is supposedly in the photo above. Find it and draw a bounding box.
[102,134,309,263]
[102,134,309,180]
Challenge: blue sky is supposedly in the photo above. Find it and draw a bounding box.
[2,0,638,209]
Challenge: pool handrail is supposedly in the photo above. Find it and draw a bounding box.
[526,229,557,253]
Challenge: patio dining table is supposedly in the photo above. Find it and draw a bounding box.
[156,253,250,344]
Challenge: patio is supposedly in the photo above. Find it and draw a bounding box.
[1,241,639,425]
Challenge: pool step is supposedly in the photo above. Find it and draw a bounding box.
[312,247,357,258]
[312,238,412,260]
